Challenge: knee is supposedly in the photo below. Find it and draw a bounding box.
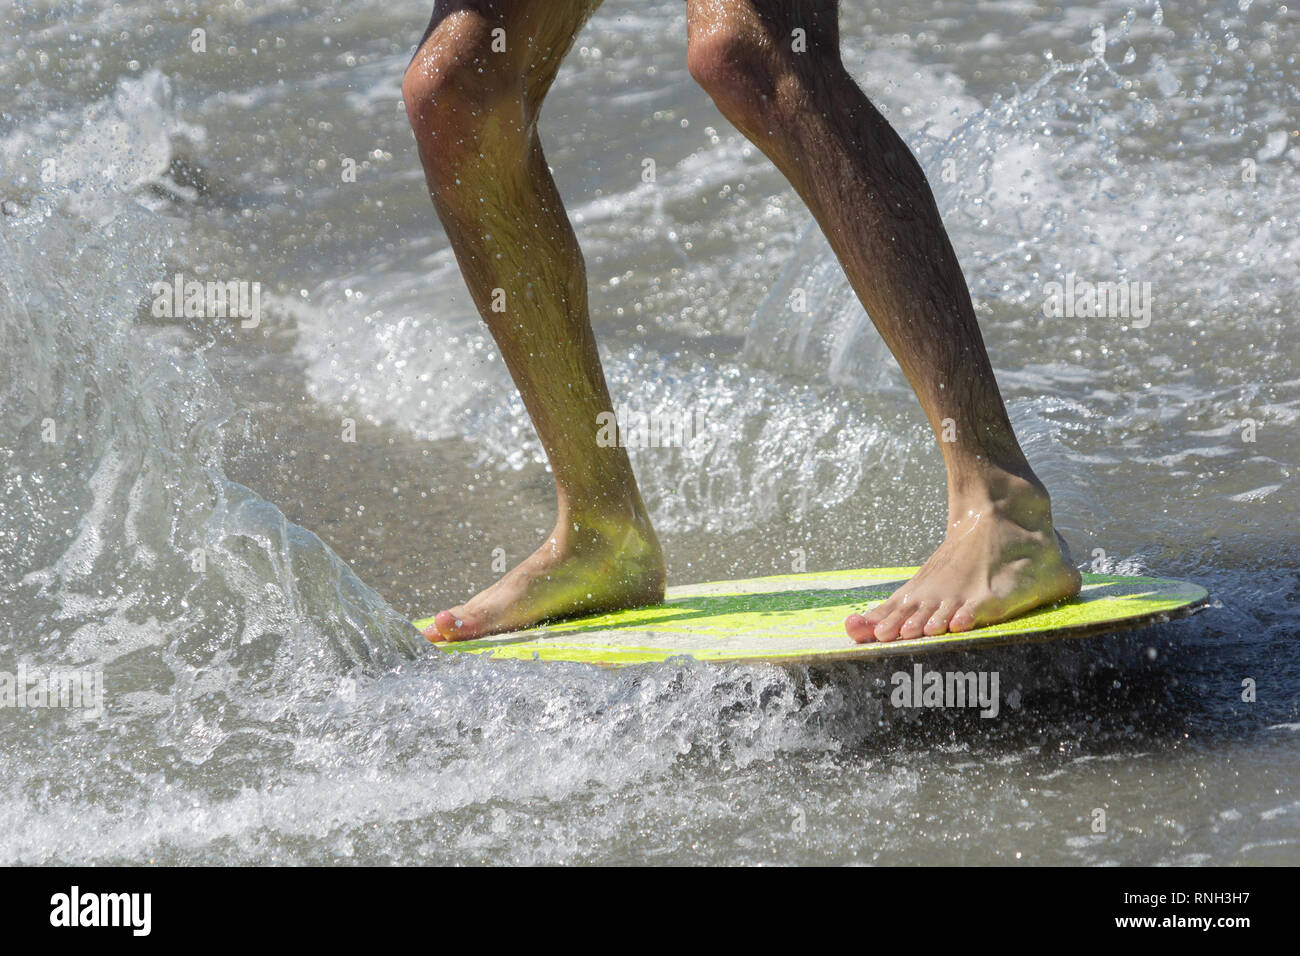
[402,13,518,179]
[686,25,782,130]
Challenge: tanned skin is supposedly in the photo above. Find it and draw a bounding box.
[401,0,1080,645]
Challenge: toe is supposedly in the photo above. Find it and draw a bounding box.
[434,608,475,642]
[947,600,979,633]
[873,605,914,643]
[899,602,939,641]
[863,598,894,630]
[923,600,959,636]
[845,613,876,644]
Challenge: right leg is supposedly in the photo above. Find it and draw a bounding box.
[685,0,1079,642]
[403,0,664,641]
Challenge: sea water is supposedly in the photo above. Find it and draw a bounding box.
[1,0,1297,864]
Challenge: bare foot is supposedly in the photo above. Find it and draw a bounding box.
[845,473,1081,643]
[424,513,665,642]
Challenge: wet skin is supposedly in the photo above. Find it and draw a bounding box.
[402,0,1080,643]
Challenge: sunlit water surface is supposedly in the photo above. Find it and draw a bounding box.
[1,0,1297,864]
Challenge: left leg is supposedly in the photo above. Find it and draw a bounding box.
[686,0,1081,642]
[403,0,665,642]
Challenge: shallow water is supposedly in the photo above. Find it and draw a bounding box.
[1,0,1297,865]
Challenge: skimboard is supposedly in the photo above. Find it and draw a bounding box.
[413,568,1208,667]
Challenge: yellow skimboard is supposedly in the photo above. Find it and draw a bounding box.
[413,568,1208,667]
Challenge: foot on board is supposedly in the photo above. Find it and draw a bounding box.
[844,475,1082,643]
[423,515,665,642]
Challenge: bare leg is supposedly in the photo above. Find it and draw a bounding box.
[686,0,1080,642]
[403,0,663,641]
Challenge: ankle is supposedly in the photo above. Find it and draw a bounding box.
[946,449,1044,498]
[555,502,656,550]
[947,464,1052,525]
[545,508,665,596]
